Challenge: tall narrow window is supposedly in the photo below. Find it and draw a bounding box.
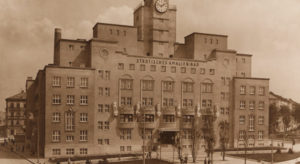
[52,95,61,105]
[66,95,75,105]
[142,80,154,91]
[52,76,61,87]
[80,95,88,105]
[80,130,88,141]
[240,86,246,95]
[52,130,61,142]
[258,87,265,96]
[65,112,75,131]
[80,77,88,88]
[249,115,255,131]
[182,82,193,93]
[67,77,75,88]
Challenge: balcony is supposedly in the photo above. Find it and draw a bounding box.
[141,106,156,115]
[119,106,134,114]
[118,121,136,129]
[200,108,214,115]
[138,122,156,129]
[161,106,176,115]
[182,106,195,115]
[159,121,179,131]
[181,122,194,129]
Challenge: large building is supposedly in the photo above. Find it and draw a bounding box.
[25,0,270,158]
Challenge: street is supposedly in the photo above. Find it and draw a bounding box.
[0,145,33,164]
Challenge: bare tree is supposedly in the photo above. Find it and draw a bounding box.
[218,120,229,161]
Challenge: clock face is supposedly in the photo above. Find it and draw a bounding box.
[155,0,168,13]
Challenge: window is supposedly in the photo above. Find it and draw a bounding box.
[80,77,88,88]
[220,108,224,114]
[144,114,155,122]
[202,83,213,93]
[98,139,103,144]
[120,79,133,90]
[104,139,110,145]
[163,98,174,107]
[66,148,74,155]
[181,67,186,73]
[69,44,74,50]
[98,70,103,78]
[150,65,156,71]
[80,148,88,155]
[98,87,103,96]
[104,104,110,112]
[129,64,135,70]
[200,68,205,74]
[80,113,88,122]
[183,99,193,107]
[142,80,154,91]
[162,81,174,92]
[239,116,245,125]
[52,113,60,123]
[80,95,88,105]
[258,101,265,110]
[182,129,192,139]
[161,66,166,72]
[239,130,245,140]
[67,77,75,88]
[258,131,264,140]
[121,97,132,106]
[105,71,110,80]
[80,130,88,141]
[240,86,246,95]
[249,101,255,110]
[52,95,61,105]
[250,86,255,95]
[183,82,193,92]
[120,146,125,152]
[52,76,61,87]
[163,115,175,122]
[209,69,215,75]
[249,115,255,131]
[258,87,265,96]
[171,66,176,73]
[142,129,153,139]
[52,130,60,142]
[242,58,246,63]
[183,115,194,123]
[258,116,264,125]
[104,121,110,130]
[98,104,103,112]
[142,97,153,106]
[240,101,246,109]
[202,100,212,108]
[66,95,75,105]
[241,72,246,77]
[120,129,132,140]
[98,121,103,129]
[118,63,124,70]
[140,64,146,71]
[52,149,61,155]
[120,114,134,123]
[66,136,74,142]
[226,108,229,115]
[105,88,110,96]
[191,68,196,74]
[221,92,225,100]
[65,112,75,131]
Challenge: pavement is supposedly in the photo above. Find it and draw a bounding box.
[0,145,34,164]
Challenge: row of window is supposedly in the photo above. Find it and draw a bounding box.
[118,63,215,75]
[97,121,110,130]
[239,130,264,140]
[98,87,111,96]
[239,115,265,126]
[52,77,88,88]
[240,100,265,110]
[52,95,88,105]
[240,86,265,96]
[7,111,24,117]
[52,148,87,155]
[7,120,24,126]
[120,79,213,93]
[98,70,110,80]
[52,130,88,142]
[8,102,26,109]
[52,113,88,123]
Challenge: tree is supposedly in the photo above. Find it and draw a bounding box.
[269,104,279,134]
[191,116,201,163]
[280,105,292,133]
[218,120,229,161]
[292,103,300,123]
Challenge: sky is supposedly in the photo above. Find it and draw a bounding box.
[0,0,300,112]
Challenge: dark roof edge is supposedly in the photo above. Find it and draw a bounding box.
[233,77,270,81]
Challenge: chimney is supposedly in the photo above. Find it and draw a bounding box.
[54,28,62,65]
[26,77,34,91]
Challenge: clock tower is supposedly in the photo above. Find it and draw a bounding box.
[134,0,177,58]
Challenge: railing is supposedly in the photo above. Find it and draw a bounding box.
[118,121,136,129]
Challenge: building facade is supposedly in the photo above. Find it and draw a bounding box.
[26,0,270,158]
[5,91,26,138]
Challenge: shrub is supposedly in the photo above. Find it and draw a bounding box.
[275,149,281,154]
[288,148,294,154]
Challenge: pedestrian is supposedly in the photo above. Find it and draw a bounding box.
[204,157,207,164]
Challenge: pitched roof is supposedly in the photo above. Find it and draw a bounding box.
[6,91,26,101]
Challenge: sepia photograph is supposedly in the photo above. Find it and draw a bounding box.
[0,0,300,163]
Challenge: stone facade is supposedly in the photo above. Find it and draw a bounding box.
[25,0,270,159]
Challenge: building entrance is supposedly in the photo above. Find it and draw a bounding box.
[160,131,177,145]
